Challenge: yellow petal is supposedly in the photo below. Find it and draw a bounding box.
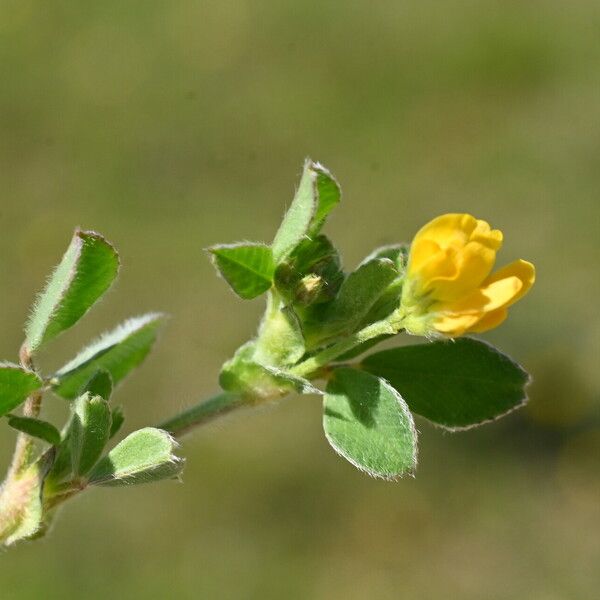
[447,275,524,315]
[407,238,442,275]
[411,214,477,252]
[424,240,497,303]
[471,219,503,251]
[468,308,508,333]
[434,313,481,336]
[412,246,458,290]
[482,259,535,307]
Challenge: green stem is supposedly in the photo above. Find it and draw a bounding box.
[6,345,43,478]
[157,392,245,437]
[291,317,399,379]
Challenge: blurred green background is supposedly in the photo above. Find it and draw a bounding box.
[1,1,599,598]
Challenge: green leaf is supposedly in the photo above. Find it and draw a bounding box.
[82,369,113,400]
[89,428,184,487]
[0,364,43,418]
[52,313,166,400]
[355,245,408,326]
[361,337,531,429]
[210,243,275,299]
[310,258,398,346]
[109,405,125,439]
[272,159,318,263]
[309,162,341,236]
[7,415,61,446]
[323,368,417,479]
[70,393,111,477]
[24,229,120,354]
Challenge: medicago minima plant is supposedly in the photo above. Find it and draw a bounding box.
[0,159,535,547]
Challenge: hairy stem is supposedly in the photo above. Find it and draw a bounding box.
[157,392,245,437]
[291,318,397,379]
[6,345,43,478]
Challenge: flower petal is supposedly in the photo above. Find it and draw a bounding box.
[471,219,503,251]
[448,275,523,315]
[411,214,477,252]
[468,308,508,333]
[407,238,442,275]
[482,259,535,307]
[434,313,481,336]
[425,240,497,303]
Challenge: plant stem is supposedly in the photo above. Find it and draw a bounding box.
[157,392,245,437]
[291,318,397,379]
[7,345,43,478]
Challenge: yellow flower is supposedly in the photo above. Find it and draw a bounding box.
[401,213,535,337]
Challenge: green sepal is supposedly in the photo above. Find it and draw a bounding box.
[24,229,120,354]
[209,242,275,299]
[88,428,184,487]
[70,393,112,477]
[52,313,166,400]
[6,415,61,446]
[0,363,43,418]
[323,367,418,479]
[361,337,531,430]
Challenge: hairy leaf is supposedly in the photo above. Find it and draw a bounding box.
[7,415,61,446]
[0,364,43,417]
[109,405,125,439]
[210,243,275,299]
[361,337,530,429]
[309,163,342,235]
[272,159,318,263]
[24,230,119,353]
[81,369,114,401]
[89,428,184,487]
[323,368,417,479]
[70,393,111,477]
[53,313,166,400]
[310,258,398,346]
